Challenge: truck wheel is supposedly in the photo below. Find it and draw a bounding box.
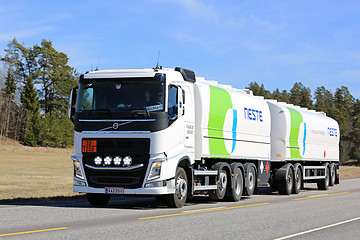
[278,167,293,195]
[209,169,228,200]
[164,167,188,208]
[244,166,256,196]
[231,168,243,201]
[317,165,329,190]
[329,163,336,186]
[86,193,111,206]
[292,164,302,194]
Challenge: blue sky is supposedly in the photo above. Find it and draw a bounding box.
[1,0,360,98]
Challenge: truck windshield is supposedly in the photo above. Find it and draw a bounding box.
[76,76,166,113]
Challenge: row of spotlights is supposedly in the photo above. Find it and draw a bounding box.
[94,156,132,167]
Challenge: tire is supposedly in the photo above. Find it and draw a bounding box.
[209,169,228,200]
[292,164,302,194]
[163,167,188,208]
[244,166,256,196]
[317,165,330,190]
[86,193,111,206]
[329,163,336,187]
[278,167,293,195]
[230,168,243,201]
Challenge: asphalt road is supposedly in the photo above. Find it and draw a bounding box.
[0,178,359,240]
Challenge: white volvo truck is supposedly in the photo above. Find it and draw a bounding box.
[69,67,339,208]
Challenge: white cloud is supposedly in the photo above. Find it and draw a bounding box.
[0,26,55,42]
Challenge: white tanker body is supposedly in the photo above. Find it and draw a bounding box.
[69,67,339,208]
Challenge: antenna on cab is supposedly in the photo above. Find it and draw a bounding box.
[154,51,162,70]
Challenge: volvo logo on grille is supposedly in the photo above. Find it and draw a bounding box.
[113,123,119,129]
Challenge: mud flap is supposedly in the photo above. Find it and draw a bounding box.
[257,160,271,187]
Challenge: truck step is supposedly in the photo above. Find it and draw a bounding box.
[194,185,218,191]
[193,170,218,176]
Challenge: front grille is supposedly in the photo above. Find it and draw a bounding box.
[82,138,150,188]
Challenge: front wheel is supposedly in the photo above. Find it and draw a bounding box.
[86,193,111,206]
[163,167,188,208]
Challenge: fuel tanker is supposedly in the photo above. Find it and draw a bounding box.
[69,67,339,207]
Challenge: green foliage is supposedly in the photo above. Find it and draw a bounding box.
[1,38,77,147]
[290,82,313,108]
[3,70,16,101]
[246,80,359,164]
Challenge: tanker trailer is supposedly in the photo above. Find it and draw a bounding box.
[267,101,340,194]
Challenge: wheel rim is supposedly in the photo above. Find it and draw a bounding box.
[219,171,227,190]
[235,174,241,195]
[287,170,293,191]
[325,168,329,185]
[248,169,254,190]
[331,167,335,183]
[176,177,187,199]
[295,169,301,189]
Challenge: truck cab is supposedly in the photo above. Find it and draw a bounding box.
[69,67,196,207]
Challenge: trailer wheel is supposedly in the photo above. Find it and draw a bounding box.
[292,164,302,194]
[230,168,243,201]
[317,165,329,190]
[86,193,111,206]
[278,167,293,195]
[209,169,228,200]
[163,167,188,208]
[244,166,256,196]
[329,163,336,187]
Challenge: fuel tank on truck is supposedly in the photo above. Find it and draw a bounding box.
[193,79,271,161]
[266,100,340,162]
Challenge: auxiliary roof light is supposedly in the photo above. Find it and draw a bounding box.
[104,156,112,166]
[123,156,132,167]
[94,156,102,166]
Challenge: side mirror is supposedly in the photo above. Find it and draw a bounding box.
[68,86,78,123]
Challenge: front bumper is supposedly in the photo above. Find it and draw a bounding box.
[73,178,175,195]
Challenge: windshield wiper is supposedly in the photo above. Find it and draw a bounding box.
[85,109,111,113]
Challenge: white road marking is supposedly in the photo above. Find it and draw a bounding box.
[274,216,360,240]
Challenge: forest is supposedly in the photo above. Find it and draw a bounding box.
[0,39,359,164]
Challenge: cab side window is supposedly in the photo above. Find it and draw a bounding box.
[168,86,178,121]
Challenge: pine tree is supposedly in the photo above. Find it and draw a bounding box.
[314,86,334,112]
[4,70,16,101]
[271,88,283,102]
[21,75,40,146]
[281,89,290,103]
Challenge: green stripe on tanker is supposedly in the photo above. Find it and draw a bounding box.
[288,107,303,160]
[208,86,233,157]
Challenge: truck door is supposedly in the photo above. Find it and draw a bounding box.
[181,85,195,149]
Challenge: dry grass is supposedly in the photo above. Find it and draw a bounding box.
[0,144,81,201]
[0,140,359,201]
[339,166,360,179]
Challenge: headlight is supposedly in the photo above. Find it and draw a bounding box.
[113,156,122,166]
[123,156,132,167]
[73,160,84,179]
[148,161,162,180]
[104,156,112,166]
[94,156,102,165]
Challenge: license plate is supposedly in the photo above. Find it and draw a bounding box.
[105,187,124,194]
